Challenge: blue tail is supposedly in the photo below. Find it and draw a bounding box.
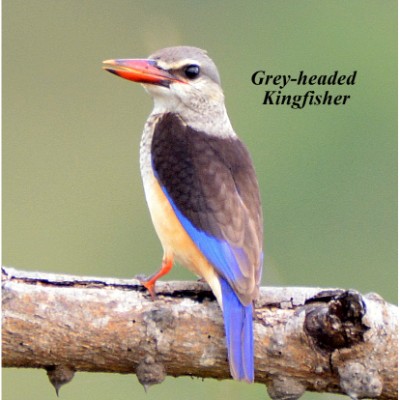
[219,277,254,382]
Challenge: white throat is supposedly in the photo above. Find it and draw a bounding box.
[144,83,236,139]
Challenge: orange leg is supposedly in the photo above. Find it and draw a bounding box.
[140,256,173,299]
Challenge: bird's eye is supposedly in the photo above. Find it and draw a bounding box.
[184,64,200,79]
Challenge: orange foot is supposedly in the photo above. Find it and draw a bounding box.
[140,257,173,300]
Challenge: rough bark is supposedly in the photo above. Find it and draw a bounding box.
[2,266,397,399]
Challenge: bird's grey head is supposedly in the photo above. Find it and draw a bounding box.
[150,46,221,86]
[146,46,224,115]
[103,46,234,136]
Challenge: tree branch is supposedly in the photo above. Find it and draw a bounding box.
[2,266,397,399]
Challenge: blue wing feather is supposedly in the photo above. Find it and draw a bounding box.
[159,184,243,284]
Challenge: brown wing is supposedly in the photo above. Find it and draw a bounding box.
[151,113,263,304]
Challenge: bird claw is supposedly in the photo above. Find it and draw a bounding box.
[140,278,157,300]
[139,257,173,300]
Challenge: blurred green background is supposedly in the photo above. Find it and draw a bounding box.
[3,1,397,399]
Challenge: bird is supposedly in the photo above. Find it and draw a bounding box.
[103,46,263,382]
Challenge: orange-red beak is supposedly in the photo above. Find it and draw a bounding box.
[102,59,184,87]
